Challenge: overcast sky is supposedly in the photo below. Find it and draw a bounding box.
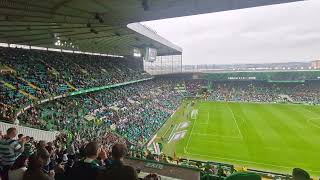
[142,0,320,65]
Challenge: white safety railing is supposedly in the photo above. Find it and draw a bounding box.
[0,122,59,142]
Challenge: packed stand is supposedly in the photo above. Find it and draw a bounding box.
[209,81,320,104]
[0,127,313,180]
[0,47,150,122]
[0,127,165,180]
[0,83,28,122]
[170,79,206,97]
[184,80,206,96]
[17,80,182,145]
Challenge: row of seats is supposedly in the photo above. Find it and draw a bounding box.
[208,81,320,103]
[0,47,150,121]
[0,127,312,180]
[17,80,183,145]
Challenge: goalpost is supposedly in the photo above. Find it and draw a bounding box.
[185,101,199,120]
[191,109,198,120]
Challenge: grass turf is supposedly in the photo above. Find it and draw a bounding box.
[155,101,320,176]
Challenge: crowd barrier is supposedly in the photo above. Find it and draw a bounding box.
[0,121,59,141]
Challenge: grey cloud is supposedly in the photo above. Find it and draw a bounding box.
[143,0,320,65]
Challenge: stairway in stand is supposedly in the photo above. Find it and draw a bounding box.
[0,80,38,100]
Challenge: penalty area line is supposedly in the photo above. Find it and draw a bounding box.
[191,132,242,139]
[185,112,198,150]
[167,124,177,142]
[227,104,244,140]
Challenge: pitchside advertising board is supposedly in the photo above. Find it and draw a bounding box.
[228,76,256,80]
[144,47,157,62]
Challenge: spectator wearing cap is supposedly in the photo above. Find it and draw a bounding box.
[97,143,138,180]
[0,127,26,180]
[67,141,105,180]
[23,148,54,180]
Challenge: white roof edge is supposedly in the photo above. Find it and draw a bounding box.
[127,23,182,54]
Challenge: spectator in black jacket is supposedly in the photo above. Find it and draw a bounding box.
[97,143,138,180]
[67,141,104,180]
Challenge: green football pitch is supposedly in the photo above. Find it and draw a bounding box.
[155,101,320,176]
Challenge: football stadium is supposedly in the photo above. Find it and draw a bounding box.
[0,0,319,180]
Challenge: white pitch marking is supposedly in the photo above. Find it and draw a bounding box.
[167,125,177,142]
[192,132,242,139]
[185,112,198,150]
[177,122,182,130]
[199,111,210,125]
[226,104,244,140]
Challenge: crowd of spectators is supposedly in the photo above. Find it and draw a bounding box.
[208,81,320,104]
[184,80,205,96]
[0,85,28,121]
[0,127,313,180]
[16,80,182,146]
[1,46,320,179]
[0,47,150,122]
[0,127,165,180]
[3,78,318,179]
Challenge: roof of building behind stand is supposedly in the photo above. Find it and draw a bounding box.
[0,0,303,56]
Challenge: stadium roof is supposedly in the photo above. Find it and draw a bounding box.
[0,0,303,56]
